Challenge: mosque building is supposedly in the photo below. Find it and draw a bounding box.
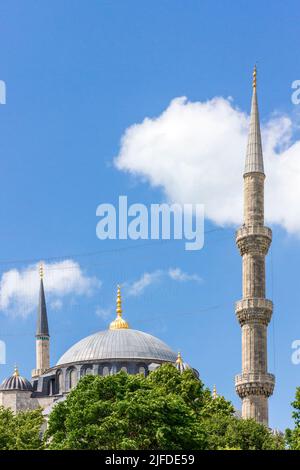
[0,278,194,414]
[0,67,274,426]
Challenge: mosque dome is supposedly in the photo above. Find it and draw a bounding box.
[0,366,33,392]
[57,328,177,366]
[57,285,177,367]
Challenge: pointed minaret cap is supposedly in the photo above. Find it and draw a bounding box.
[212,384,218,400]
[244,65,264,175]
[36,263,49,337]
[109,285,129,330]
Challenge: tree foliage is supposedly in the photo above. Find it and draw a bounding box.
[46,364,283,450]
[0,406,44,450]
[285,387,300,449]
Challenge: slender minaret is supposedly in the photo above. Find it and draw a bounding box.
[32,264,50,378]
[235,67,275,426]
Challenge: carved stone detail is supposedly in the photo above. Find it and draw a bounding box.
[235,372,275,399]
[235,298,273,326]
[236,225,272,256]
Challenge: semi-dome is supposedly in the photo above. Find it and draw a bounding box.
[0,366,33,392]
[57,328,177,366]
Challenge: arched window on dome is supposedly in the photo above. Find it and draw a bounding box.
[138,366,146,376]
[68,368,77,390]
[102,366,110,376]
[120,366,127,373]
[81,366,93,377]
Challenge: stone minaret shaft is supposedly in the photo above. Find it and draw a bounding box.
[32,264,50,378]
[235,67,275,426]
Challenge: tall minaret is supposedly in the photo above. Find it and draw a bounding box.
[32,264,50,378]
[235,67,275,426]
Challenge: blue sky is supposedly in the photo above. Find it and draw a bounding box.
[0,0,300,431]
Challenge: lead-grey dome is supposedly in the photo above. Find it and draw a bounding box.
[0,369,33,392]
[57,329,177,366]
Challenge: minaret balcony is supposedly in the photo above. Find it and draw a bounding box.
[236,225,272,255]
[235,372,275,398]
[235,298,273,326]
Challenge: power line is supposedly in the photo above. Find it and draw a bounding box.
[0,302,228,337]
[0,227,233,270]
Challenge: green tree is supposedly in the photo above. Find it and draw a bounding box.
[0,406,44,450]
[199,412,284,450]
[223,416,284,450]
[46,364,284,450]
[0,407,15,450]
[286,387,300,449]
[46,367,207,450]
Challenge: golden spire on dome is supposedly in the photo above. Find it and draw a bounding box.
[109,285,129,330]
[39,263,44,280]
[176,351,183,365]
[252,64,257,89]
[212,384,218,400]
[13,365,19,377]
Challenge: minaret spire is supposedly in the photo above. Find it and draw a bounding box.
[32,263,50,377]
[235,67,275,426]
[244,65,264,175]
[36,263,49,337]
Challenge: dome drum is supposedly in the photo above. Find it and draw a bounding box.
[40,360,154,396]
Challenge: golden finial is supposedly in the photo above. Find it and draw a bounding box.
[176,351,183,365]
[252,64,257,89]
[116,284,122,316]
[109,285,129,330]
[212,384,217,400]
[13,364,19,377]
[39,263,44,280]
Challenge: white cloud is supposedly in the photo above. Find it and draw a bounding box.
[126,270,163,296]
[50,299,63,311]
[126,267,202,296]
[168,267,202,283]
[115,96,300,234]
[95,306,112,320]
[0,260,101,318]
